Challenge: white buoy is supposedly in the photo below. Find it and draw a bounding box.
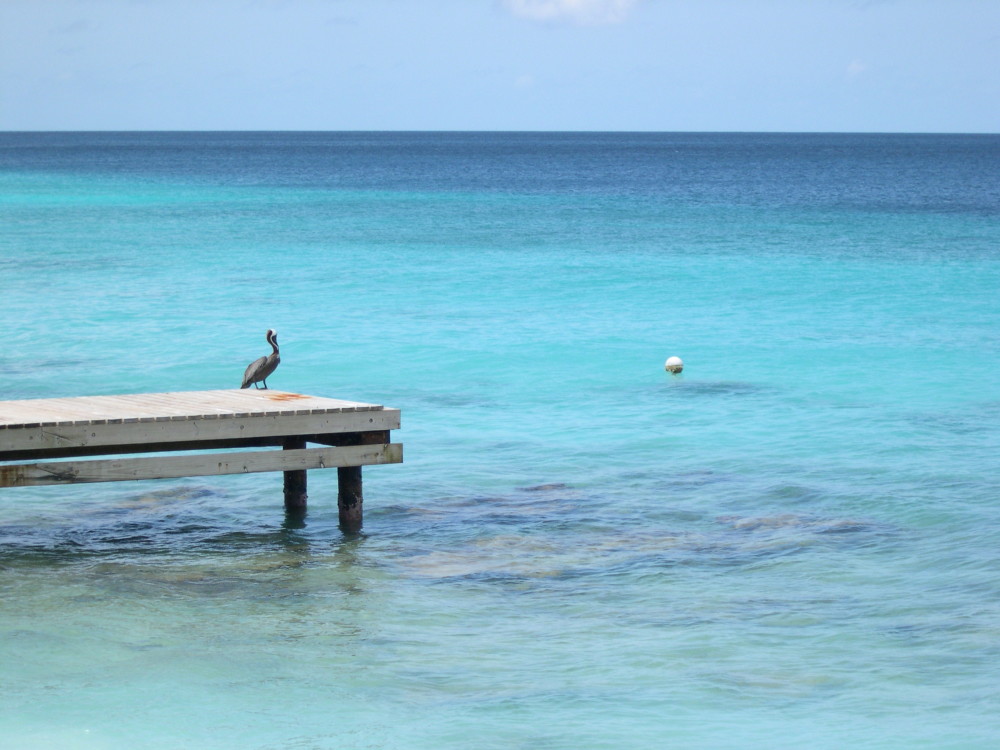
[664,356,684,374]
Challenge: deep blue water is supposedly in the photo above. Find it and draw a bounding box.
[2,132,999,749]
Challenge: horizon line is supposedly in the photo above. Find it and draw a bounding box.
[2,128,998,136]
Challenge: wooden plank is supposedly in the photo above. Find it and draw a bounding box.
[0,430,392,463]
[0,408,401,453]
[0,399,111,426]
[0,443,403,488]
[0,390,383,429]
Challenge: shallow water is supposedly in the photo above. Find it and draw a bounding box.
[2,132,999,748]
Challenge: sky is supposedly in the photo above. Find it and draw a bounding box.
[0,0,997,132]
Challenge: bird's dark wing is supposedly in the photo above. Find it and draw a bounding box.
[242,355,268,388]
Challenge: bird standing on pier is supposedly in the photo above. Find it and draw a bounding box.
[241,329,280,389]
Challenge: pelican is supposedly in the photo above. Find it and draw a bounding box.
[241,329,280,389]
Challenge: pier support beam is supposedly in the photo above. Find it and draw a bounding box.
[338,466,363,533]
[283,437,308,512]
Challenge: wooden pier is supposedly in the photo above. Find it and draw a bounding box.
[0,390,402,532]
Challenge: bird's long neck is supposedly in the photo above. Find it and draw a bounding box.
[268,334,279,356]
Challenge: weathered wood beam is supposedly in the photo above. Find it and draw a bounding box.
[0,443,402,488]
[283,437,308,512]
[338,466,363,534]
[0,430,393,462]
[308,430,391,448]
[0,409,401,454]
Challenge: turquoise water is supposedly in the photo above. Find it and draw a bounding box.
[2,132,1000,748]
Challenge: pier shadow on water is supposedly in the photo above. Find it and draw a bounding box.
[0,484,369,595]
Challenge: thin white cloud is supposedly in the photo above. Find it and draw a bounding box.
[501,0,642,26]
[846,59,867,77]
